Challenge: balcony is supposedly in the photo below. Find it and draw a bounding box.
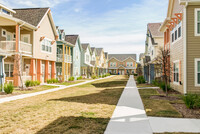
[0,41,32,55]
[57,54,72,63]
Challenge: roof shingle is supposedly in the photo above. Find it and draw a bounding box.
[108,54,136,61]
[65,35,79,45]
[13,8,49,27]
[148,23,164,37]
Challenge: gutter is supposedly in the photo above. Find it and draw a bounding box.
[183,2,188,94]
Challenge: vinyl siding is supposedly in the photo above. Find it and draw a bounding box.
[186,5,200,93]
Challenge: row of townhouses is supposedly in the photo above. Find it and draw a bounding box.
[140,0,200,94]
[0,3,108,87]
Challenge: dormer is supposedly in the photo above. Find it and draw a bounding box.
[0,3,16,16]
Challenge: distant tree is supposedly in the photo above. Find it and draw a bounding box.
[154,47,171,96]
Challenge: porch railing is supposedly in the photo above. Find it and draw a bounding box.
[57,54,72,63]
[0,41,32,55]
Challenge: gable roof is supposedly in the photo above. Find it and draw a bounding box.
[13,8,49,27]
[91,47,95,53]
[148,23,164,37]
[96,48,103,56]
[81,43,89,51]
[108,54,136,61]
[65,35,79,45]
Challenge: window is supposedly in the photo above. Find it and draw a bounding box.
[2,29,6,37]
[86,54,89,62]
[195,9,200,36]
[178,26,181,38]
[130,62,133,67]
[41,38,52,53]
[127,62,129,66]
[173,62,179,83]
[2,8,10,15]
[110,62,113,67]
[175,30,177,40]
[172,33,174,42]
[4,63,14,77]
[195,59,200,86]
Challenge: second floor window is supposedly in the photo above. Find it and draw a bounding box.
[41,38,52,53]
[195,9,200,35]
[86,55,89,62]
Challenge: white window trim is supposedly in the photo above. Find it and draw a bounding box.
[194,8,200,36]
[195,58,200,87]
[4,62,14,77]
[41,37,52,54]
[171,22,183,44]
[2,29,7,38]
[173,60,180,85]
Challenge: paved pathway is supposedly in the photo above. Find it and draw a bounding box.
[0,76,113,104]
[149,117,200,133]
[104,75,153,134]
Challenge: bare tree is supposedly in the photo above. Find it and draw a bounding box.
[13,53,24,89]
[154,47,171,96]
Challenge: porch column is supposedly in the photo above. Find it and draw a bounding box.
[45,60,49,82]
[68,47,71,77]
[51,61,56,79]
[62,44,65,81]
[37,59,41,82]
[30,59,36,81]
[13,24,20,87]
[66,46,68,80]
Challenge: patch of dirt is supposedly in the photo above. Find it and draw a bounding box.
[172,103,200,119]
[157,88,181,95]
[150,95,180,101]
[15,87,34,91]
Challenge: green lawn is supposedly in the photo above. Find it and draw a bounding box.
[0,75,127,134]
[137,83,156,88]
[58,80,85,86]
[139,89,183,118]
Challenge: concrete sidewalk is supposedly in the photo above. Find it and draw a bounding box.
[149,117,200,133]
[104,75,153,134]
[0,76,113,104]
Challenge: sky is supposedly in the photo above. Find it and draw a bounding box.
[0,0,168,60]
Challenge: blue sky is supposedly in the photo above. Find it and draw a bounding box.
[0,0,168,60]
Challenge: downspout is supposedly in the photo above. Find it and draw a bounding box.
[183,2,188,94]
[2,55,7,92]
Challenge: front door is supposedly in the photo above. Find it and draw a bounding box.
[122,70,124,75]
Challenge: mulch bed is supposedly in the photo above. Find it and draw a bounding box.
[15,87,34,91]
[172,103,200,118]
[150,88,200,119]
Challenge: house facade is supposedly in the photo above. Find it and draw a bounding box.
[56,28,73,81]
[108,54,137,75]
[143,23,164,83]
[81,43,94,78]
[96,48,107,76]
[65,35,82,80]
[0,4,57,87]
[160,0,200,94]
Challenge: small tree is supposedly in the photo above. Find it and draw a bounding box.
[154,47,171,96]
[13,53,24,89]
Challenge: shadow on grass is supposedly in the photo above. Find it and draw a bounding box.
[48,88,124,105]
[36,116,109,134]
[92,80,128,88]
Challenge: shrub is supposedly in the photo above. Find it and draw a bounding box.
[77,76,83,80]
[25,80,31,87]
[69,76,75,81]
[134,73,138,76]
[152,80,159,86]
[106,73,111,76]
[92,75,97,79]
[35,81,41,86]
[159,82,171,91]
[47,79,52,84]
[4,83,14,94]
[99,75,102,78]
[136,76,145,84]
[183,94,200,109]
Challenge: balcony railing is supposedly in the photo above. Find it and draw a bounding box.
[57,54,72,63]
[0,41,32,55]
